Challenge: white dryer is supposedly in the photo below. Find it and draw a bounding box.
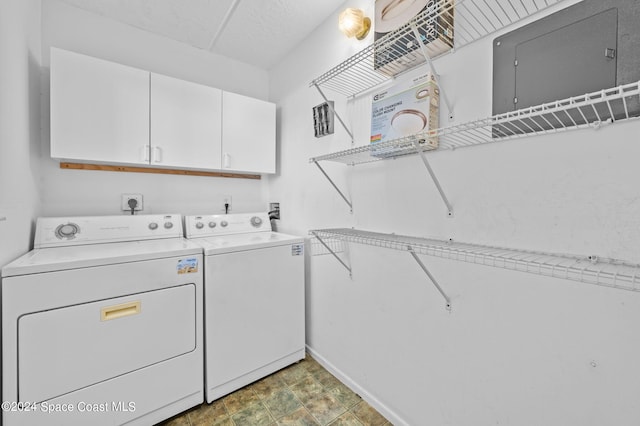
[1,214,204,426]
[185,212,305,402]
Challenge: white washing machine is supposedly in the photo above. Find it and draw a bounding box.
[185,212,305,402]
[1,214,204,426]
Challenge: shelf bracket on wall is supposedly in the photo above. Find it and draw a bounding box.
[313,83,354,144]
[408,246,451,311]
[313,160,353,213]
[311,231,352,278]
[413,140,453,217]
[410,23,454,122]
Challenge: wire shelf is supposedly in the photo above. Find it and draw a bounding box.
[310,81,640,165]
[311,0,562,98]
[311,228,640,293]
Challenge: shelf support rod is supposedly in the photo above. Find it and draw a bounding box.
[313,160,353,213]
[408,246,451,311]
[313,83,354,143]
[410,23,453,120]
[312,232,352,278]
[412,140,453,217]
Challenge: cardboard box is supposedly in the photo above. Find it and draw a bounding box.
[373,0,454,77]
[370,73,439,157]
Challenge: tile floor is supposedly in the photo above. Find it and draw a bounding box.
[158,354,391,426]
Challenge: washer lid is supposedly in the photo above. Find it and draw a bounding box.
[1,238,202,277]
[194,232,304,255]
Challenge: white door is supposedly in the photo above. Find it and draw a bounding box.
[205,244,304,395]
[50,48,150,165]
[150,73,222,170]
[222,91,276,174]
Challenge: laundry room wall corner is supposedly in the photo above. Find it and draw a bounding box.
[0,0,43,267]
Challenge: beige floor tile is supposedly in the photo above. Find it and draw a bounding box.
[231,402,275,426]
[188,400,228,426]
[264,388,302,419]
[223,387,261,415]
[252,374,288,400]
[159,412,191,426]
[350,402,388,426]
[289,376,325,406]
[276,407,321,426]
[277,362,311,386]
[311,369,342,390]
[328,412,364,426]
[328,383,361,409]
[304,393,347,425]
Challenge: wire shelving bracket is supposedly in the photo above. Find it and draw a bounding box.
[408,246,452,311]
[311,231,352,278]
[312,160,353,213]
[310,228,640,294]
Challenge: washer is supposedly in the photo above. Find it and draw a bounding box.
[185,212,305,402]
[1,214,204,426]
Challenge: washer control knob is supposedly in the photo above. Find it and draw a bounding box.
[55,223,79,239]
[208,221,217,228]
[250,216,263,227]
[220,220,228,227]
[195,222,204,229]
[164,222,174,229]
[148,222,158,230]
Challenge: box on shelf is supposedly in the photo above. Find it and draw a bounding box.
[370,72,440,158]
[373,0,454,77]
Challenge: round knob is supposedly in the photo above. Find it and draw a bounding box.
[220,220,228,227]
[164,222,174,229]
[250,216,263,227]
[195,222,204,229]
[208,221,217,228]
[148,222,158,230]
[55,223,79,239]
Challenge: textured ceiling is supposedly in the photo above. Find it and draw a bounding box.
[58,0,347,69]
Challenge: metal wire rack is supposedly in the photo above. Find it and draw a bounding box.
[310,81,640,165]
[311,228,640,293]
[311,0,562,98]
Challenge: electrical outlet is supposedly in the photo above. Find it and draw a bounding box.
[122,194,143,212]
[222,195,232,213]
[269,202,280,220]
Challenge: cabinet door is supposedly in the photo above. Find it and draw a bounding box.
[150,73,222,170]
[222,91,276,174]
[50,48,150,165]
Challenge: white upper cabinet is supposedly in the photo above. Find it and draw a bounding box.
[222,91,276,174]
[50,47,150,165]
[150,73,222,170]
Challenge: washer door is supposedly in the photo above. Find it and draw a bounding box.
[18,284,196,403]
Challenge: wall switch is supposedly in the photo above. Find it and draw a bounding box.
[223,195,232,213]
[122,194,143,212]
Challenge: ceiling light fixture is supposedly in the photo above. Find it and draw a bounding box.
[338,8,371,40]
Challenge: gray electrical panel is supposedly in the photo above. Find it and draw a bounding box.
[493,0,640,117]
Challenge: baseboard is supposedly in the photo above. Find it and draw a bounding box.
[305,345,409,426]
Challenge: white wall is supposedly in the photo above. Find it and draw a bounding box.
[269,1,640,425]
[39,0,270,217]
[0,0,42,267]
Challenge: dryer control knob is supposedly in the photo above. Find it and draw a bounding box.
[164,222,174,229]
[55,223,79,239]
[195,222,204,229]
[250,216,263,227]
[208,221,217,228]
[220,220,228,227]
[148,222,158,230]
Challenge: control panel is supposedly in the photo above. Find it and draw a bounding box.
[34,214,184,248]
[185,212,270,238]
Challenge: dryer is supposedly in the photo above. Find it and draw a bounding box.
[185,212,305,402]
[1,214,204,426]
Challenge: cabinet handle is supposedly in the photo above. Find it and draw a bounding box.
[142,145,150,162]
[101,301,141,321]
[223,153,230,168]
[153,146,162,163]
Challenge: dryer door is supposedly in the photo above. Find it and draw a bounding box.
[18,283,196,403]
